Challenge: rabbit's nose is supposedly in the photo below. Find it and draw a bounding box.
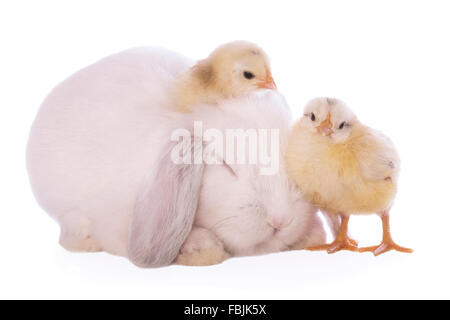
[267,216,291,231]
[267,218,281,230]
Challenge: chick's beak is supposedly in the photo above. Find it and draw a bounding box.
[257,75,277,90]
[257,68,277,90]
[316,113,334,136]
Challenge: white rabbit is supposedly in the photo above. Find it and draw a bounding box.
[27,47,326,267]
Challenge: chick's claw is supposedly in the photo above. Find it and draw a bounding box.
[307,237,358,254]
[327,238,359,254]
[359,241,413,256]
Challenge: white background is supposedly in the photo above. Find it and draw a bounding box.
[1,0,449,299]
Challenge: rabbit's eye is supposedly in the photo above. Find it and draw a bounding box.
[310,113,316,121]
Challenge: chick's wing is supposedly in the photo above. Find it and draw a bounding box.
[356,128,400,182]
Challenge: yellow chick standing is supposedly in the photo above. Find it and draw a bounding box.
[286,98,412,255]
[174,41,277,112]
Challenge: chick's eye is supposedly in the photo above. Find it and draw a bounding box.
[310,113,316,121]
[243,71,255,79]
[339,122,346,129]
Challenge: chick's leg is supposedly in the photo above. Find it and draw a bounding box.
[307,214,358,253]
[359,211,413,256]
[321,212,358,247]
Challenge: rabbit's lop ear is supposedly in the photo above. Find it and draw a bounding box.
[128,137,204,267]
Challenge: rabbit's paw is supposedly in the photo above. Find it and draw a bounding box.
[175,227,230,266]
[59,214,101,252]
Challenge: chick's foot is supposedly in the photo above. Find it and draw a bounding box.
[359,213,413,256]
[307,214,358,253]
[359,241,413,256]
[307,236,358,254]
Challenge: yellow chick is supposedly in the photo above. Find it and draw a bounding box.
[286,97,412,255]
[174,41,277,112]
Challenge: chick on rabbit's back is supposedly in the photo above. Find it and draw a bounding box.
[27,47,326,267]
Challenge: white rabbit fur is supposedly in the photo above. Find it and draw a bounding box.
[27,47,326,267]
